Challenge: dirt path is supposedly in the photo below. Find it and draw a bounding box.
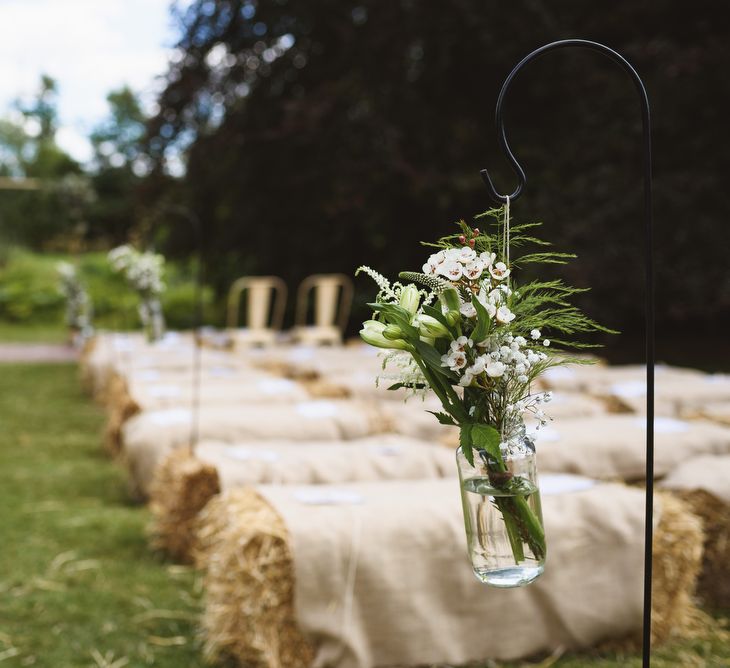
[0,343,78,363]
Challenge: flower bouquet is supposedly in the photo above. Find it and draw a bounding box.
[357,205,613,587]
[108,245,166,342]
[57,261,93,346]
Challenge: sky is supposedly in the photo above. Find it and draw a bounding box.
[0,0,182,164]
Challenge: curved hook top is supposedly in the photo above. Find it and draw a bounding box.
[481,38,651,203]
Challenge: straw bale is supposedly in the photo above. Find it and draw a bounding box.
[198,481,702,667]
[103,393,141,457]
[122,400,391,499]
[148,448,220,562]
[658,454,730,608]
[673,489,730,610]
[197,489,314,668]
[651,493,704,644]
[148,435,454,562]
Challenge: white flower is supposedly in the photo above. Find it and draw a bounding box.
[486,361,506,377]
[423,251,446,274]
[470,356,487,375]
[457,247,477,264]
[479,251,496,267]
[517,374,529,383]
[530,329,541,340]
[514,336,526,346]
[458,372,474,387]
[463,260,484,280]
[543,339,551,347]
[445,248,461,261]
[515,363,526,374]
[422,262,436,275]
[460,302,477,318]
[489,261,510,281]
[441,351,467,371]
[496,306,516,324]
[450,336,473,352]
[439,260,463,281]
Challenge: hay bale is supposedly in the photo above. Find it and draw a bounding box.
[103,393,141,457]
[651,493,704,644]
[660,454,730,609]
[148,449,221,563]
[672,489,730,609]
[198,482,702,667]
[196,489,314,668]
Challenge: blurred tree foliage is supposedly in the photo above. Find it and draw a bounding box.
[87,86,150,244]
[0,76,90,248]
[142,0,730,359]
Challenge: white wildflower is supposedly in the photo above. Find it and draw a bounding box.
[530,328,541,340]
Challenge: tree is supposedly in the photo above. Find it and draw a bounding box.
[143,0,730,356]
[0,75,86,248]
[86,87,149,244]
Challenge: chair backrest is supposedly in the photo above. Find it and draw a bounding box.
[295,274,354,332]
[227,276,287,331]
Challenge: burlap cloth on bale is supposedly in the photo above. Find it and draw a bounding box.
[538,363,704,394]
[594,374,730,416]
[248,344,384,380]
[416,392,610,446]
[123,400,389,499]
[661,454,730,608]
[198,478,701,668]
[529,415,730,481]
[149,435,456,561]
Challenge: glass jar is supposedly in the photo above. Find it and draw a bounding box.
[456,433,546,587]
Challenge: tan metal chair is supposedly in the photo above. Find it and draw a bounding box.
[226,276,287,347]
[292,273,354,346]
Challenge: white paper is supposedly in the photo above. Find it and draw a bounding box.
[134,370,161,382]
[257,379,297,395]
[611,381,646,399]
[296,401,339,419]
[293,488,365,505]
[225,447,280,462]
[146,384,183,398]
[633,417,690,433]
[148,408,191,426]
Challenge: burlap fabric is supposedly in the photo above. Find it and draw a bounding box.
[123,400,388,498]
[534,415,730,480]
[207,478,664,667]
[196,435,455,489]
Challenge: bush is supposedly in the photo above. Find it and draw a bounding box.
[0,248,218,330]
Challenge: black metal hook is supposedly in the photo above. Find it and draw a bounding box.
[480,39,651,204]
[482,39,654,667]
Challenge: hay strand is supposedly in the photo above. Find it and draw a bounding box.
[674,489,730,609]
[651,493,705,644]
[196,489,314,668]
[148,449,221,563]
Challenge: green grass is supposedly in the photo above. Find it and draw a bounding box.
[0,363,727,667]
[0,364,203,667]
[0,322,67,343]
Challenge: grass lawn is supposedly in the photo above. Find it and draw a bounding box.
[0,364,203,667]
[0,363,727,667]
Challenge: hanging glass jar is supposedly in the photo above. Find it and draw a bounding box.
[456,431,546,588]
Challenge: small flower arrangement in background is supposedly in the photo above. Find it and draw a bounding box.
[358,205,614,585]
[108,244,166,342]
[56,262,93,346]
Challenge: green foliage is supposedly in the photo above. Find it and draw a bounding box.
[0,249,216,330]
